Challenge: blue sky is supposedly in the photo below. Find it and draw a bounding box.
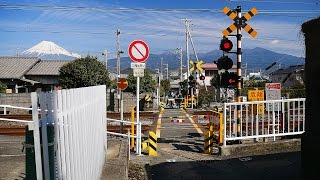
[0,0,319,62]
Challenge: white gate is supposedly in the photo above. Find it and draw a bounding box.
[223,98,305,146]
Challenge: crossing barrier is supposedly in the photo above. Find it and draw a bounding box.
[171,119,185,123]
[204,125,214,154]
[141,131,157,156]
[148,131,157,156]
[209,111,224,145]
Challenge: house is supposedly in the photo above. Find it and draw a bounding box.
[196,63,237,87]
[25,60,70,91]
[0,56,69,93]
[270,65,304,87]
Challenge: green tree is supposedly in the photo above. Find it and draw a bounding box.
[0,81,6,93]
[59,55,111,89]
[126,70,156,94]
[160,79,170,96]
[197,88,215,108]
[210,74,220,88]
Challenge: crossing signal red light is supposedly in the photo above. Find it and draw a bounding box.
[220,38,233,52]
[199,75,205,80]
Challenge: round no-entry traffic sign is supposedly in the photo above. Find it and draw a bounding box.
[128,40,149,63]
[117,78,128,90]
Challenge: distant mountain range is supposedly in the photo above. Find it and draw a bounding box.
[108,47,304,74]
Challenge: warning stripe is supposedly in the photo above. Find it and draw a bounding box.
[242,23,257,38]
[149,135,157,144]
[204,142,214,150]
[222,6,237,20]
[204,134,214,143]
[149,133,157,152]
[223,23,237,37]
[149,143,157,151]
[243,8,258,21]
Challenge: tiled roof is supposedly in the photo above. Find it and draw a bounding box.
[26,60,70,75]
[0,56,40,79]
[271,65,304,75]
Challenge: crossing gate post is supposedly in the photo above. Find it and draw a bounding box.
[131,107,135,150]
[148,131,157,156]
[204,125,214,154]
[218,112,224,146]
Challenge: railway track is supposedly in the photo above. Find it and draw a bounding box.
[0,111,158,121]
[0,125,151,136]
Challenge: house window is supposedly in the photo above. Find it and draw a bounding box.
[205,70,217,77]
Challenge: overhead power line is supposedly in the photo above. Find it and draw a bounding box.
[0,4,319,14]
[226,0,319,6]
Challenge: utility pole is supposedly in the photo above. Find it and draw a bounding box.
[243,62,248,78]
[185,19,190,82]
[160,58,163,80]
[185,19,190,107]
[164,64,169,80]
[177,47,183,82]
[116,29,123,113]
[102,50,109,71]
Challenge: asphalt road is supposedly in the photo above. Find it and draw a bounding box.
[0,135,25,180]
[147,151,302,180]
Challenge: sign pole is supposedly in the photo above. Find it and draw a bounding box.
[120,90,124,134]
[136,76,141,155]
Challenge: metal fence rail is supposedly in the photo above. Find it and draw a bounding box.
[223,98,305,146]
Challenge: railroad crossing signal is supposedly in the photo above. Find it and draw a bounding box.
[220,38,233,52]
[222,6,258,38]
[189,60,204,73]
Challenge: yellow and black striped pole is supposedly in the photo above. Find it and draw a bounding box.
[204,125,214,154]
[148,131,157,156]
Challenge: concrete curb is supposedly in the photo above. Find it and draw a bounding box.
[220,138,301,159]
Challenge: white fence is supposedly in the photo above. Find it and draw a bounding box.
[223,98,305,146]
[51,85,106,180]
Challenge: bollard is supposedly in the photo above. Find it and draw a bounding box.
[148,131,157,156]
[204,125,214,154]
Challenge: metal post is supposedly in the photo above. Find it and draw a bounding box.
[236,6,242,138]
[120,90,123,134]
[136,77,141,155]
[131,107,135,150]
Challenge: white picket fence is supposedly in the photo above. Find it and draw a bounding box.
[31,85,106,179]
[51,85,107,180]
[223,98,305,146]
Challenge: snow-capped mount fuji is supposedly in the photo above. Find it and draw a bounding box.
[22,41,82,60]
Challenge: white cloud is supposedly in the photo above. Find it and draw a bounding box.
[0,7,310,58]
[271,40,280,44]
